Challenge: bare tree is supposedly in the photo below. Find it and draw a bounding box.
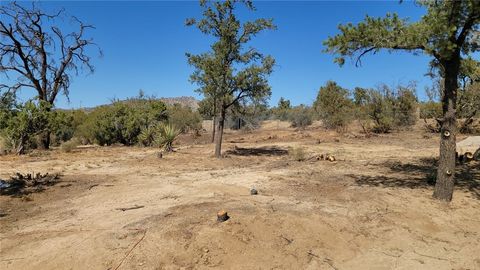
[0,2,100,149]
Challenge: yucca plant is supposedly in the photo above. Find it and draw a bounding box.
[154,123,180,152]
[138,126,157,147]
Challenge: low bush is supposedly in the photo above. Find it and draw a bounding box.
[289,146,307,161]
[60,138,80,153]
[167,104,202,133]
[289,105,313,129]
[314,81,353,129]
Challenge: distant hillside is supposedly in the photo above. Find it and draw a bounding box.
[64,96,200,112]
[159,96,199,110]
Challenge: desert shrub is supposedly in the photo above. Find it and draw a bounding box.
[167,104,202,133]
[289,146,306,161]
[0,100,50,154]
[60,138,80,153]
[354,84,418,133]
[393,86,418,127]
[154,123,180,152]
[314,81,353,130]
[273,97,291,121]
[49,111,77,146]
[419,101,442,119]
[289,105,313,128]
[76,99,168,146]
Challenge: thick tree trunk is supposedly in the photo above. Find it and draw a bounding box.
[214,108,225,158]
[38,130,51,150]
[433,59,460,202]
[211,116,216,143]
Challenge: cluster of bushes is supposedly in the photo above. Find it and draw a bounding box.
[0,93,202,154]
[353,84,418,133]
[268,81,419,133]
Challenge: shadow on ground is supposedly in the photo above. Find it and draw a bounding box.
[348,158,480,199]
[226,146,289,156]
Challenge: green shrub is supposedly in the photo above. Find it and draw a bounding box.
[420,101,442,119]
[289,105,313,129]
[167,104,202,133]
[273,97,291,121]
[76,99,168,146]
[0,100,49,154]
[314,81,353,130]
[354,84,418,133]
[60,138,80,153]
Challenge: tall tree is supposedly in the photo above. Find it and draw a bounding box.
[186,0,275,158]
[0,2,100,149]
[324,1,480,202]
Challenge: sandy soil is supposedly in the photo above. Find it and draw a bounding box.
[0,123,479,270]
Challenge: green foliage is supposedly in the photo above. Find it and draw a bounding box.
[314,81,353,130]
[420,101,442,119]
[197,97,216,120]
[273,97,291,121]
[76,99,168,146]
[324,2,480,67]
[354,84,418,133]
[138,126,158,147]
[167,104,202,133]
[288,105,313,129]
[0,99,50,154]
[154,123,180,152]
[60,138,80,153]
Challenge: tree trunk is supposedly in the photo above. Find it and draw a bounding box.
[38,130,51,150]
[214,108,225,158]
[211,116,216,143]
[38,103,52,150]
[433,59,460,202]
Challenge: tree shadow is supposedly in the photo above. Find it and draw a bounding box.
[0,173,60,197]
[226,146,289,156]
[347,158,480,199]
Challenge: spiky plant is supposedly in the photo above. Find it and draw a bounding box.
[138,126,157,147]
[154,123,180,152]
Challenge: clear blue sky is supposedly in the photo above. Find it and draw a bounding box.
[14,1,432,108]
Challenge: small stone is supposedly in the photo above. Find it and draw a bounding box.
[250,188,258,195]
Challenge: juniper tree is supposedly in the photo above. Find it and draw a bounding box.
[186,0,275,158]
[324,1,480,202]
[0,2,100,149]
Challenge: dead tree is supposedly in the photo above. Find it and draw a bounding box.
[0,2,100,149]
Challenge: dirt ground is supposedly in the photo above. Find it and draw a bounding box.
[1,121,479,270]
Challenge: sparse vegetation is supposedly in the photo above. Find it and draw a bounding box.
[289,146,307,161]
[60,138,80,153]
[288,105,313,129]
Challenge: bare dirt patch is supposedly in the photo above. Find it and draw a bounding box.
[1,125,479,269]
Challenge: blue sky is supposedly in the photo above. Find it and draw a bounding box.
[12,1,432,108]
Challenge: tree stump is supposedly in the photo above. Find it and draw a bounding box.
[217,210,229,222]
